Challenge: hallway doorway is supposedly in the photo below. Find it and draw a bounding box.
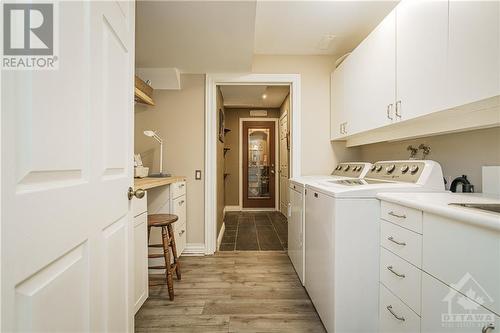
[242,121,277,209]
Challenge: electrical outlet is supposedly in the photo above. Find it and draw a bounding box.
[195,170,202,180]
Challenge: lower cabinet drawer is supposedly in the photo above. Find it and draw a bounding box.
[380,247,422,315]
[381,201,423,234]
[381,219,422,267]
[174,221,186,255]
[380,283,421,333]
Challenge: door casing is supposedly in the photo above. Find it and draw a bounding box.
[205,74,301,255]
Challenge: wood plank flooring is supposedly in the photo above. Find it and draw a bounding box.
[135,252,326,333]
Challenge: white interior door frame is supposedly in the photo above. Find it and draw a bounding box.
[205,73,301,254]
[238,118,279,212]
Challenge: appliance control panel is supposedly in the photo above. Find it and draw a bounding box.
[366,161,425,183]
[331,162,371,178]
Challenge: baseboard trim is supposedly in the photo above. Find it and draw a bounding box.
[224,205,241,212]
[241,208,277,212]
[217,222,225,251]
[182,243,206,256]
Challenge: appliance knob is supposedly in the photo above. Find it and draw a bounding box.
[386,164,396,173]
[344,165,351,171]
[410,165,419,174]
[355,166,361,171]
[376,165,383,172]
[401,165,409,173]
[370,165,376,171]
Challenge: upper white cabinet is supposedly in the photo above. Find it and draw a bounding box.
[396,0,449,121]
[330,63,346,140]
[330,0,500,145]
[447,0,500,108]
[331,11,396,140]
[349,10,397,134]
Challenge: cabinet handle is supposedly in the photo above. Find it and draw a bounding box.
[387,265,406,278]
[179,230,185,236]
[388,236,406,246]
[387,104,394,120]
[178,200,185,205]
[386,305,405,321]
[482,323,495,333]
[388,211,406,219]
[314,193,319,198]
[395,100,402,119]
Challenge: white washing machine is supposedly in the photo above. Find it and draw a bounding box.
[304,160,445,333]
[288,162,372,285]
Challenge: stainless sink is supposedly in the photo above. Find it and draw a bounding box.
[449,203,500,214]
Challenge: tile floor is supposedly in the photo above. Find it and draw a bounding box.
[219,211,288,251]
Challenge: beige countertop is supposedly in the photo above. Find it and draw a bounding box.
[134,176,186,190]
[377,192,500,232]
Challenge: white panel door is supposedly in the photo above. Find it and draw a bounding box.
[396,0,448,120]
[1,1,135,332]
[447,0,500,108]
[347,10,396,134]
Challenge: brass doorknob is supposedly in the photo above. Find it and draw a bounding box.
[128,187,145,200]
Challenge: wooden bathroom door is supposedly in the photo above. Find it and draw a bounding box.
[242,121,276,208]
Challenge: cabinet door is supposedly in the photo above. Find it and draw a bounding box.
[447,1,500,108]
[422,272,499,333]
[331,65,346,139]
[347,10,396,135]
[396,0,448,120]
[423,213,500,316]
[288,187,304,284]
[304,189,335,332]
[134,213,148,313]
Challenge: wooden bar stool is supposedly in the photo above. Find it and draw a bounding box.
[147,213,182,301]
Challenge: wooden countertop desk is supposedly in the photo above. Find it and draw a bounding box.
[134,176,186,190]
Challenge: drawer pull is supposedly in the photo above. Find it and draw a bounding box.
[314,193,318,198]
[388,211,407,219]
[178,183,185,188]
[388,236,406,246]
[178,230,185,236]
[482,323,495,333]
[178,200,185,205]
[387,265,406,278]
[386,305,405,321]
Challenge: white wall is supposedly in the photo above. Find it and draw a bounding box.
[252,55,361,175]
[359,127,500,192]
[135,74,205,244]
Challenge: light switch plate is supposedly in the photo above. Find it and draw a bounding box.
[195,170,202,180]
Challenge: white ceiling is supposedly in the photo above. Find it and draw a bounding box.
[220,85,289,108]
[135,1,399,72]
[254,1,399,56]
[135,1,256,73]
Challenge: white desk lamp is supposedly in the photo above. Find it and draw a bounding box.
[143,130,170,177]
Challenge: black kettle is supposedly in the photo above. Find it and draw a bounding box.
[450,175,474,193]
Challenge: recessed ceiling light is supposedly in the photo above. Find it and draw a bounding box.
[262,94,267,99]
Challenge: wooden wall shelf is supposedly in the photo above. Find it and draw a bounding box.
[134,75,155,106]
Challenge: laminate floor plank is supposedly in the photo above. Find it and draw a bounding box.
[135,252,325,332]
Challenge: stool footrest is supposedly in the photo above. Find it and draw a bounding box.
[148,265,167,270]
[148,254,165,258]
[148,244,164,248]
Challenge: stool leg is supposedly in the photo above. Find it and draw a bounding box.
[161,226,174,301]
[167,224,182,280]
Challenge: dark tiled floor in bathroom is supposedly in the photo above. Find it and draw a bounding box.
[220,211,288,251]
